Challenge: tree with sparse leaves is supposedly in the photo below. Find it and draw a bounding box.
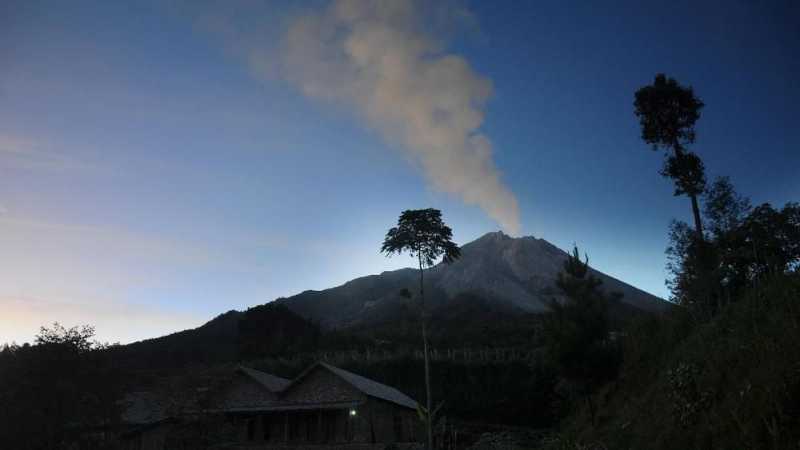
[382,208,460,450]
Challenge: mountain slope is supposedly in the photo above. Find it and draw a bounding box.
[278,231,669,328]
[115,231,668,368]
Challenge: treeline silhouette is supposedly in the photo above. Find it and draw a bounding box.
[537,74,800,450]
[0,324,125,449]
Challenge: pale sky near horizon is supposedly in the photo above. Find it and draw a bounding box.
[2,0,798,344]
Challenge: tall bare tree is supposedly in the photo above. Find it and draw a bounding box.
[382,208,460,450]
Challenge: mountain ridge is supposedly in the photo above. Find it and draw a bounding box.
[276,231,668,328]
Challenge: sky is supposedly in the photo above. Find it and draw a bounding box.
[1,0,798,344]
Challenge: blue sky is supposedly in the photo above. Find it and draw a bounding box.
[1,0,798,344]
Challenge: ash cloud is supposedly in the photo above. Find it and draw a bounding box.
[277,0,521,234]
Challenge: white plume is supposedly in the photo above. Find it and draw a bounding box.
[279,0,521,234]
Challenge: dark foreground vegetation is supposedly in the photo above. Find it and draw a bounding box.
[549,272,800,450]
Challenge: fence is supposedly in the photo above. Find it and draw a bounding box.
[309,346,541,365]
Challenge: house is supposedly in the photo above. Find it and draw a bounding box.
[119,391,176,450]
[123,362,422,449]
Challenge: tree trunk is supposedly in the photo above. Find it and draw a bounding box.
[674,146,704,239]
[586,394,596,426]
[419,254,434,450]
[690,192,704,238]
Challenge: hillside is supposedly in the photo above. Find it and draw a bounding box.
[548,273,800,449]
[115,310,243,368]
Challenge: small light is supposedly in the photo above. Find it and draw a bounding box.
[349,409,357,417]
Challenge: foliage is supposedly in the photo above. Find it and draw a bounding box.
[115,310,242,369]
[0,323,123,450]
[666,361,712,427]
[542,246,621,424]
[633,74,704,152]
[34,323,102,352]
[634,73,706,196]
[665,220,717,317]
[744,202,800,276]
[659,150,707,197]
[556,272,800,450]
[382,208,461,268]
[703,176,751,239]
[551,169,800,448]
[540,432,608,450]
[666,177,800,318]
[344,357,558,427]
[237,303,321,359]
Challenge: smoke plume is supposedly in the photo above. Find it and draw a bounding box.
[279,0,521,234]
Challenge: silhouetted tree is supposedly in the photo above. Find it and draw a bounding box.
[381,208,460,450]
[702,177,752,308]
[743,202,800,277]
[703,176,752,240]
[0,323,123,450]
[667,176,800,317]
[666,220,717,317]
[634,74,707,237]
[543,246,620,425]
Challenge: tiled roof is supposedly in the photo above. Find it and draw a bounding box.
[121,391,168,425]
[238,365,292,392]
[318,362,418,410]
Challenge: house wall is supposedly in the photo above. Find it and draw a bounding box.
[360,399,421,444]
[230,402,420,446]
[234,409,356,445]
[122,424,172,450]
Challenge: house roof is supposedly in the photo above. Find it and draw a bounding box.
[310,362,418,410]
[238,365,292,392]
[244,362,418,410]
[121,391,169,425]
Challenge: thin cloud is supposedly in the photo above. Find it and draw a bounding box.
[0,133,99,173]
